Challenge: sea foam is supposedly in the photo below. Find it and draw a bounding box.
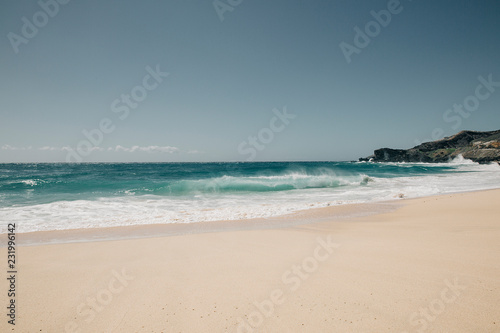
[0,161,499,233]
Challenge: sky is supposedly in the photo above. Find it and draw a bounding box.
[0,0,499,162]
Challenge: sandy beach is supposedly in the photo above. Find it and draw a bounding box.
[2,189,500,332]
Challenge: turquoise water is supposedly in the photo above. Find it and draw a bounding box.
[0,162,457,206]
[1,160,499,232]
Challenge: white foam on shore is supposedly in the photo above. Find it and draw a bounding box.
[1,162,499,233]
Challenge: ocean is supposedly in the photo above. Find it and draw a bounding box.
[1,158,499,233]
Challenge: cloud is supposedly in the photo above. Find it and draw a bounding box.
[1,144,17,150]
[39,146,58,151]
[37,146,104,152]
[113,145,179,153]
[2,145,180,154]
[1,145,32,150]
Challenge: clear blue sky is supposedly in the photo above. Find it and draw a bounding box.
[1,0,499,162]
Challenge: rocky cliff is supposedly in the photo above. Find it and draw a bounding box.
[360,130,500,163]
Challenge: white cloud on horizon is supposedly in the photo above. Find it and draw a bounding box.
[2,145,182,154]
[1,145,32,150]
[38,146,104,152]
[113,145,179,153]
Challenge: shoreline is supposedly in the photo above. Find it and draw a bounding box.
[3,160,500,241]
[14,200,402,246]
[7,187,499,246]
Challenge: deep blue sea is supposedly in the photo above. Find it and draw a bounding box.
[1,159,499,233]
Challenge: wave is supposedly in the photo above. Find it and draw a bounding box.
[1,161,498,210]
[157,173,371,195]
[1,161,500,233]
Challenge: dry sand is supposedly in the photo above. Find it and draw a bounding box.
[2,189,500,332]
